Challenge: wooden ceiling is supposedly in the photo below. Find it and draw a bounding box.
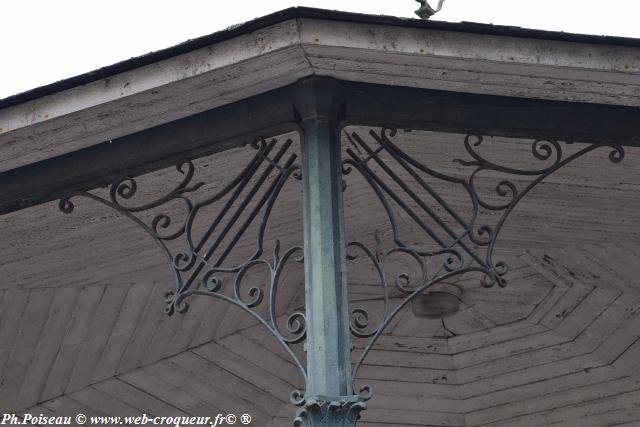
[13,243,640,426]
[1,128,639,424]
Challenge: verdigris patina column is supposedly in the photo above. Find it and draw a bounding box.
[292,77,367,426]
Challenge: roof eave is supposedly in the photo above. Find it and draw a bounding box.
[2,6,640,110]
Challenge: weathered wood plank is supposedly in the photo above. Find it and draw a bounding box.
[0,288,55,410]
[595,308,640,364]
[0,289,29,393]
[467,376,640,425]
[609,417,640,427]
[358,365,457,385]
[18,286,81,409]
[463,364,623,413]
[366,391,461,413]
[540,283,594,330]
[460,353,603,398]
[42,395,103,417]
[363,379,460,400]
[481,388,640,427]
[443,305,497,336]
[387,307,445,338]
[527,283,570,324]
[361,348,453,370]
[353,334,450,355]
[140,310,182,366]
[519,251,572,289]
[362,407,465,426]
[553,287,621,339]
[116,283,165,374]
[452,330,561,369]
[68,386,139,417]
[232,327,305,388]
[24,405,61,418]
[190,300,233,347]
[162,297,210,357]
[545,407,640,427]
[456,332,600,384]
[92,282,154,383]
[41,285,106,401]
[119,368,219,415]
[194,341,295,401]
[66,285,128,393]
[449,322,548,354]
[93,378,187,417]
[167,351,277,419]
[612,337,640,374]
[571,293,640,359]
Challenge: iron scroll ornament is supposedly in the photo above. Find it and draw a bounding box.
[58,129,625,423]
[341,128,625,390]
[59,137,309,384]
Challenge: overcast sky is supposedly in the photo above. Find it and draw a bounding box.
[2,0,639,99]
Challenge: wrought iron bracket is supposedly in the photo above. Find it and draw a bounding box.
[340,127,623,389]
[57,77,627,426]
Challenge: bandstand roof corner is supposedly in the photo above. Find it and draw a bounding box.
[1,7,640,214]
[1,6,640,427]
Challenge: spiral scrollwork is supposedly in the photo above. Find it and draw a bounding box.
[172,250,195,271]
[350,308,372,338]
[201,269,222,293]
[110,176,137,202]
[57,123,625,424]
[283,312,307,344]
[609,146,625,163]
[58,137,308,386]
[343,126,626,385]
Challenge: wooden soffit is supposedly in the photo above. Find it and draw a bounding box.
[1,7,639,175]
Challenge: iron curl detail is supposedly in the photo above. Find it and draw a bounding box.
[58,137,307,383]
[56,125,626,418]
[343,127,625,388]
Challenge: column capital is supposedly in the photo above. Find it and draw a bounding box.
[293,77,346,122]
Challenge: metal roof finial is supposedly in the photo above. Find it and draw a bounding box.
[415,0,445,19]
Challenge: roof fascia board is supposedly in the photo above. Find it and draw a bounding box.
[1,78,638,216]
[2,6,639,110]
[298,17,640,75]
[0,18,308,173]
[297,17,640,109]
[0,84,299,216]
[1,9,639,173]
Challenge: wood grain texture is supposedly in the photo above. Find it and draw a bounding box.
[15,241,640,426]
[1,130,639,424]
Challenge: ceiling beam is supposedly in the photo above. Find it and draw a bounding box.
[344,81,640,144]
[0,78,638,215]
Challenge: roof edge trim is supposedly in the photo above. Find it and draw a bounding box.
[2,6,640,110]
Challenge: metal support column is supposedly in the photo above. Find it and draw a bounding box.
[292,78,367,426]
[53,75,628,427]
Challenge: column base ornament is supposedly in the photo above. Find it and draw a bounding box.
[291,389,371,427]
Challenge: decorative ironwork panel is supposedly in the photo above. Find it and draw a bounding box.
[59,136,308,381]
[58,124,625,425]
[340,127,624,393]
